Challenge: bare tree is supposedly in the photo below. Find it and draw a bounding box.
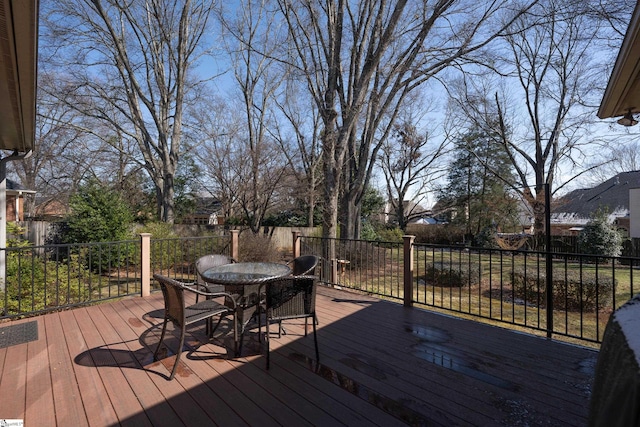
[193,109,243,223]
[215,0,290,233]
[379,119,447,231]
[42,0,215,223]
[270,79,324,227]
[275,0,538,246]
[447,0,629,237]
[577,138,640,187]
[11,72,119,218]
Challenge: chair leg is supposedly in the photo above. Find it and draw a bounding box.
[154,318,169,360]
[257,306,263,343]
[233,316,241,357]
[312,316,319,363]
[170,326,187,380]
[266,318,271,369]
[209,316,224,338]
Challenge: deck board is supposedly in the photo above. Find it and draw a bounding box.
[24,316,55,427]
[44,312,89,426]
[0,285,597,426]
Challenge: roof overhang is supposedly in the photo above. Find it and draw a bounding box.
[0,0,38,152]
[598,4,640,119]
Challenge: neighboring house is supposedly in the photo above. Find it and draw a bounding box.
[383,199,430,224]
[33,196,69,221]
[551,171,640,236]
[409,216,446,225]
[6,179,36,221]
[181,197,224,226]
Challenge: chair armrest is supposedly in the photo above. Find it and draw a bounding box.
[183,281,209,292]
[181,282,238,309]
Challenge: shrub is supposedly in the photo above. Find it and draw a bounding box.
[65,179,134,244]
[407,224,466,245]
[473,224,499,249]
[138,221,177,238]
[238,232,280,262]
[360,221,379,241]
[1,251,93,315]
[418,262,481,288]
[64,179,135,271]
[577,209,623,259]
[376,227,404,243]
[511,268,614,311]
[336,239,391,269]
[140,222,184,270]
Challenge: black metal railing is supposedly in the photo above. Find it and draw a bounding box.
[3,229,632,344]
[0,234,232,319]
[412,244,635,343]
[299,235,637,344]
[1,240,140,319]
[300,236,404,299]
[149,235,233,285]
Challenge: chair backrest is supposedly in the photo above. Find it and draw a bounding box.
[195,254,235,284]
[265,275,317,320]
[154,274,186,326]
[291,255,319,276]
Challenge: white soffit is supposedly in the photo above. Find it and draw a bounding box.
[0,0,38,152]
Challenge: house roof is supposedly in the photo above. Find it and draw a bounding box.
[553,171,640,222]
[193,197,222,215]
[6,178,35,194]
[0,0,38,153]
[598,3,640,119]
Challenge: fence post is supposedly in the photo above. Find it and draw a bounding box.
[230,229,239,261]
[140,233,151,297]
[292,231,300,259]
[403,235,415,307]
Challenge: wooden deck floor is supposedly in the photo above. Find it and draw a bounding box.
[0,285,597,426]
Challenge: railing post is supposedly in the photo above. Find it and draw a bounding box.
[140,233,151,297]
[403,235,415,307]
[230,229,239,261]
[292,231,300,259]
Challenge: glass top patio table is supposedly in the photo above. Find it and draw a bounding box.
[201,262,291,285]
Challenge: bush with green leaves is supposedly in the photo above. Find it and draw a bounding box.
[418,262,481,288]
[360,221,379,241]
[7,221,30,248]
[577,209,623,259]
[138,221,186,270]
[473,224,499,249]
[63,179,135,271]
[511,267,614,311]
[376,227,404,243]
[1,251,93,315]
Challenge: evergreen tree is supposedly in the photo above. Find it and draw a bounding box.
[439,124,519,237]
[64,179,134,244]
[577,208,623,258]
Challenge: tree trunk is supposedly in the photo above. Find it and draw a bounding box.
[322,150,338,280]
[340,193,362,240]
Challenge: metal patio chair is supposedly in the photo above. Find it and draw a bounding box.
[259,275,319,369]
[152,274,237,380]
